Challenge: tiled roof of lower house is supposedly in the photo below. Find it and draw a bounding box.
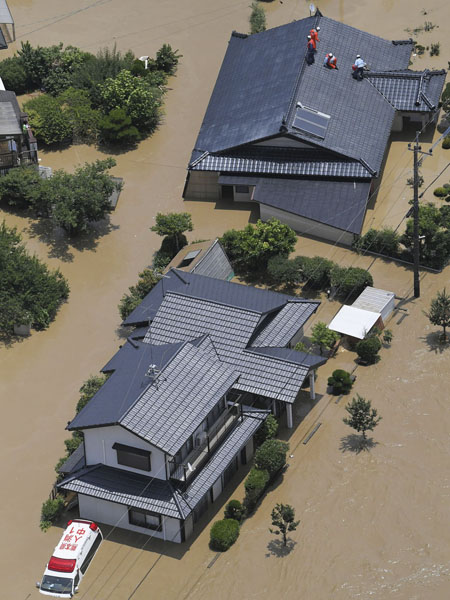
[251,301,317,347]
[58,465,191,520]
[254,178,371,235]
[250,347,327,368]
[58,444,86,475]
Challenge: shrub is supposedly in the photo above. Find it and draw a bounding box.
[118,268,161,320]
[224,499,244,522]
[76,375,108,414]
[23,94,71,145]
[327,369,353,395]
[99,107,140,145]
[299,256,334,288]
[354,228,401,257]
[434,187,449,197]
[330,266,373,299]
[430,42,440,56]
[40,497,64,531]
[254,439,289,477]
[249,2,266,34]
[356,335,382,364]
[442,137,450,150]
[210,519,240,551]
[58,87,100,143]
[155,43,182,74]
[0,56,28,94]
[254,414,279,447]
[267,255,301,286]
[0,166,43,209]
[244,467,269,511]
[151,212,193,254]
[310,321,339,355]
[382,329,393,344]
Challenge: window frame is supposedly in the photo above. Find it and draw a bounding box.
[112,442,151,472]
[235,185,249,194]
[128,508,162,531]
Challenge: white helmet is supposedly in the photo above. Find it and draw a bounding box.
[317,26,321,31]
[356,54,361,58]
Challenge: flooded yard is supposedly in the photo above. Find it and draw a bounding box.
[1,0,449,598]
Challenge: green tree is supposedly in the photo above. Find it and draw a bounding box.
[254,413,279,447]
[401,203,450,269]
[76,374,108,414]
[151,212,193,252]
[23,94,71,145]
[343,394,382,440]
[0,166,43,209]
[299,256,334,289]
[118,268,161,320]
[99,107,140,145]
[99,69,162,131]
[310,321,339,355]
[224,499,244,522]
[38,159,118,234]
[254,439,289,477]
[40,497,65,531]
[210,519,240,551]
[269,503,300,547]
[356,335,382,364]
[327,369,353,395]
[440,81,450,114]
[425,288,450,341]
[249,2,266,34]
[155,44,182,74]
[244,467,269,511]
[330,266,373,299]
[267,255,302,287]
[353,228,401,257]
[58,87,100,143]
[0,56,28,94]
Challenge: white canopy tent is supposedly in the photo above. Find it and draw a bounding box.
[328,305,381,340]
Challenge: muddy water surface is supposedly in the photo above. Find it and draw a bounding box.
[1,1,450,599]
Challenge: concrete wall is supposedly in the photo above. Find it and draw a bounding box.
[185,171,220,200]
[78,495,182,542]
[259,203,354,246]
[83,425,167,480]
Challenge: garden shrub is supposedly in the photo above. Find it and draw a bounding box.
[356,335,382,364]
[442,137,450,150]
[254,414,279,447]
[23,94,72,145]
[267,255,301,286]
[155,44,182,74]
[0,166,43,209]
[353,228,401,257]
[433,187,449,197]
[299,256,334,288]
[99,107,140,145]
[254,439,289,477]
[40,497,65,531]
[327,369,353,395]
[210,518,240,551]
[330,266,373,299]
[249,2,266,34]
[244,467,269,511]
[118,268,161,320]
[0,56,28,94]
[224,499,244,522]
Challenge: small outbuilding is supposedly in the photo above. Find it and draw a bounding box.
[328,305,382,340]
[352,286,395,324]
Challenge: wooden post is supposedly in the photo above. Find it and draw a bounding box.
[309,371,316,400]
[286,404,293,429]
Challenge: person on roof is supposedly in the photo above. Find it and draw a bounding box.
[324,52,338,69]
[306,35,315,64]
[309,26,320,49]
[352,54,367,80]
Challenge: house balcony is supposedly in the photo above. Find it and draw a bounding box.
[0,148,38,170]
[169,404,242,485]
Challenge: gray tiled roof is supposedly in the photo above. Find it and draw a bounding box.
[121,342,239,456]
[58,444,86,475]
[184,411,267,508]
[191,239,233,280]
[192,146,370,178]
[251,301,317,347]
[145,293,316,403]
[367,69,446,111]
[250,347,327,369]
[254,178,371,235]
[58,465,190,519]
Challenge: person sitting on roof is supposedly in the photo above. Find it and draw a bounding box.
[306,36,315,65]
[309,26,320,49]
[352,54,367,80]
[324,52,338,69]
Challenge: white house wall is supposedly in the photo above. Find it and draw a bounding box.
[78,494,182,543]
[185,171,220,199]
[259,203,354,246]
[83,425,167,480]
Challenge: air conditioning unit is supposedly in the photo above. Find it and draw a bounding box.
[195,431,208,448]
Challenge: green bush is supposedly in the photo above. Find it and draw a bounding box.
[356,336,382,364]
[310,321,339,355]
[118,268,160,319]
[0,56,28,94]
[0,166,43,209]
[23,94,72,145]
[224,499,244,522]
[244,467,269,511]
[354,228,401,257]
[99,107,140,145]
[40,497,65,531]
[433,187,449,197]
[249,2,266,34]
[267,255,301,286]
[327,369,353,395]
[254,414,279,447]
[76,375,108,414]
[210,519,240,551]
[299,256,334,288]
[330,266,373,299]
[254,439,289,477]
[155,43,182,74]
[442,137,450,150]
[58,87,100,143]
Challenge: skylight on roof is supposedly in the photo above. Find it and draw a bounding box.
[292,105,330,139]
[178,249,201,268]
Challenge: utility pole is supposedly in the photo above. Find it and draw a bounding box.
[412,132,421,298]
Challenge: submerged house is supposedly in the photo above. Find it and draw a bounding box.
[59,270,325,542]
[184,13,446,245]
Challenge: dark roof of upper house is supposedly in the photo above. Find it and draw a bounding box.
[58,443,86,475]
[366,69,447,111]
[254,178,371,234]
[189,14,446,178]
[250,346,327,368]
[123,268,318,327]
[59,410,267,519]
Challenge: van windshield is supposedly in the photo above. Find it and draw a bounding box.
[41,575,73,594]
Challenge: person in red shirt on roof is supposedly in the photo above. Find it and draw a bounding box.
[309,26,320,49]
[324,52,338,69]
[306,35,315,64]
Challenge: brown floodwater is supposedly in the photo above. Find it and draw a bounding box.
[1,0,449,598]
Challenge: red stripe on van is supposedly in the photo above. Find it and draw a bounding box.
[48,556,76,573]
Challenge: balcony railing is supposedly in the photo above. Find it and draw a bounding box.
[0,150,38,169]
[169,404,243,484]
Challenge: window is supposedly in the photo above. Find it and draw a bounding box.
[112,443,151,471]
[129,508,162,531]
[177,249,201,268]
[80,533,102,574]
[235,185,249,194]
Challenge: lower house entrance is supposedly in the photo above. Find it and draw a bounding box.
[221,185,234,200]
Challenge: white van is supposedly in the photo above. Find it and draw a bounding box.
[37,519,103,597]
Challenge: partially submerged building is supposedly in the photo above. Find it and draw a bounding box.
[184,13,446,245]
[0,90,38,173]
[59,270,325,541]
[164,238,234,280]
